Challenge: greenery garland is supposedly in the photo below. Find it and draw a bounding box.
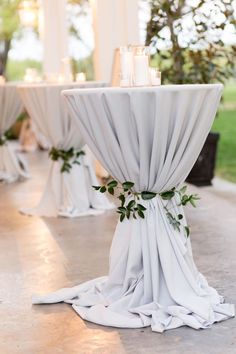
[49,147,85,173]
[0,135,7,146]
[93,181,199,238]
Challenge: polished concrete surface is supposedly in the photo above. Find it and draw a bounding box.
[0,150,236,354]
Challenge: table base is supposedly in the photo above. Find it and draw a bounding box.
[20,156,113,217]
[32,198,235,332]
[0,144,29,183]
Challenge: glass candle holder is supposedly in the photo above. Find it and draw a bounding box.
[150,68,161,86]
[133,46,150,87]
[119,46,133,87]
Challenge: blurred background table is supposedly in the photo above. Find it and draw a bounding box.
[18,82,112,217]
[0,83,29,183]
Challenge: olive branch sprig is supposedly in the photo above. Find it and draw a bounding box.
[49,147,85,173]
[93,180,200,238]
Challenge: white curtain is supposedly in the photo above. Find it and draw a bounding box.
[19,83,113,217]
[33,85,234,332]
[41,0,68,74]
[0,84,29,182]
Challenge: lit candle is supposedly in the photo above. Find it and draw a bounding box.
[76,72,86,82]
[58,74,65,83]
[133,47,150,87]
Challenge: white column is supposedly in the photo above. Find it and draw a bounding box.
[90,0,140,82]
[41,0,69,74]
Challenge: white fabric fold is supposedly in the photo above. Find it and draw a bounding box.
[33,85,234,332]
[0,83,29,182]
[0,143,29,183]
[18,82,113,217]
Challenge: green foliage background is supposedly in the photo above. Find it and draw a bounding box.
[213,82,236,183]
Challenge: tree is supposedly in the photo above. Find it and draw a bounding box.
[0,0,89,76]
[0,0,21,75]
[146,0,236,84]
[67,0,89,44]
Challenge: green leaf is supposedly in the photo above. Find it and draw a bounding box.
[160,190,175,200]
[76,150,85,158]
[138,210,145,218]
[190,198,196,207]
[126,210,131,219]
[193,194,200,200]
[185,226,190,238]
[180,185,187,194]
[122,181,134,191]
[178,214,183,220]
[108,187,114,195]
[120,214,125,222]
[181,195,189,205]
[118,206,126,213]
[127,200,136,209]
[141,191,157,200]
[107,180,118,188]
[73,160,81,166]
[118,194,125,207]
[92,186,101,190]
[100,186,107,193]
[137,204,147,211]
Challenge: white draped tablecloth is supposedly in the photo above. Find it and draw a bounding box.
[0,83,29,182]
[18,82,113,217]
[33,84,234,332]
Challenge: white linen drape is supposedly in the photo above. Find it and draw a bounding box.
[18,83,113,217]
[33,85,234,332]
[0,84,29,182]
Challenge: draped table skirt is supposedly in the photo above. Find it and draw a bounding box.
[32,85,235,332]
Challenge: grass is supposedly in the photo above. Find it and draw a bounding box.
[6,60,42,81]
[212,81,236,183]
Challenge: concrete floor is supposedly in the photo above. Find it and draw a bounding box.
[0,150,236,354]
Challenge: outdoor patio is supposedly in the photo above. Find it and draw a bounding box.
[0,149,235,354]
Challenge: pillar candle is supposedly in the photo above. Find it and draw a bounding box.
[134,55,150,86]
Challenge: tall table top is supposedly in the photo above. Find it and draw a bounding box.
[18,81,108,149]
[63,83,222,95]
[62,84,223,190]
[18,81,108,90]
